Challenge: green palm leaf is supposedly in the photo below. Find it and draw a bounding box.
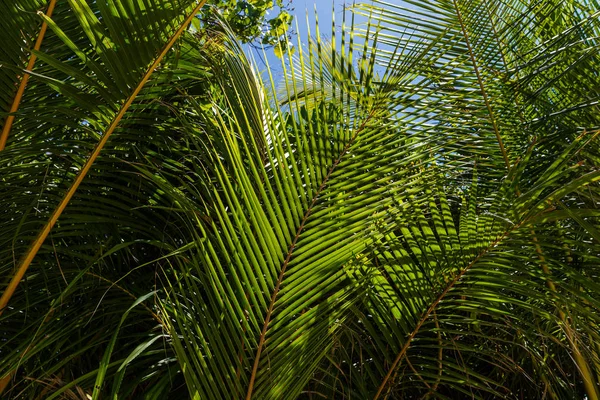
[1,0,599,398]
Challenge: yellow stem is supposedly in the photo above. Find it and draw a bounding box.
[374,229,517,399]
[451,0,510,170]
[0,1,207,394]
[485,2,597,394]
[0,0,208,318]
[0,2,58,391]
[532,233,599,400]
[0,0,57,150]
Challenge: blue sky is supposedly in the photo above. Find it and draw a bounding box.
[256,0,369,75]
[252,0,413,81]
[291,0,354,38]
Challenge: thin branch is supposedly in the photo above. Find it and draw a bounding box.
[405,356,431,390]
[0,4,58,391]
[373,219,527,399]
[245,108,377,399]
[486,19,598,395]
[0,0,57,150]
[466,10,595,397]
[481,11,577,397]
[0,0,209,318]
[451,0,510,170]
[532,231,599,400]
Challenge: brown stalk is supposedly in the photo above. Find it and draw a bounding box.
[532,233,599,400]
[373,3,518,395]
[0,0,57,150]
[376,10,597,395]
[245,109,376,399]
[405,356,431,390]
[483,2,599,395]
[0,1,58,392]
[0,374,11,394]
[0,0,208,393]
[0,0,208,318]
[451,0,510,170]
[373,223,523,399]
[484,6,560,396]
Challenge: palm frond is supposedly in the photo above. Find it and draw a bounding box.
[1,1,599,399]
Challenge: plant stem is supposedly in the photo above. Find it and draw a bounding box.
[0,0,57,150]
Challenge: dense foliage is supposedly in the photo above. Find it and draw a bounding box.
[204,0,292,47]
[1,0,599,399]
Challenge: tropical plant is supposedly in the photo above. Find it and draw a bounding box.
[1,0,599,399]
[206,0,293,48]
